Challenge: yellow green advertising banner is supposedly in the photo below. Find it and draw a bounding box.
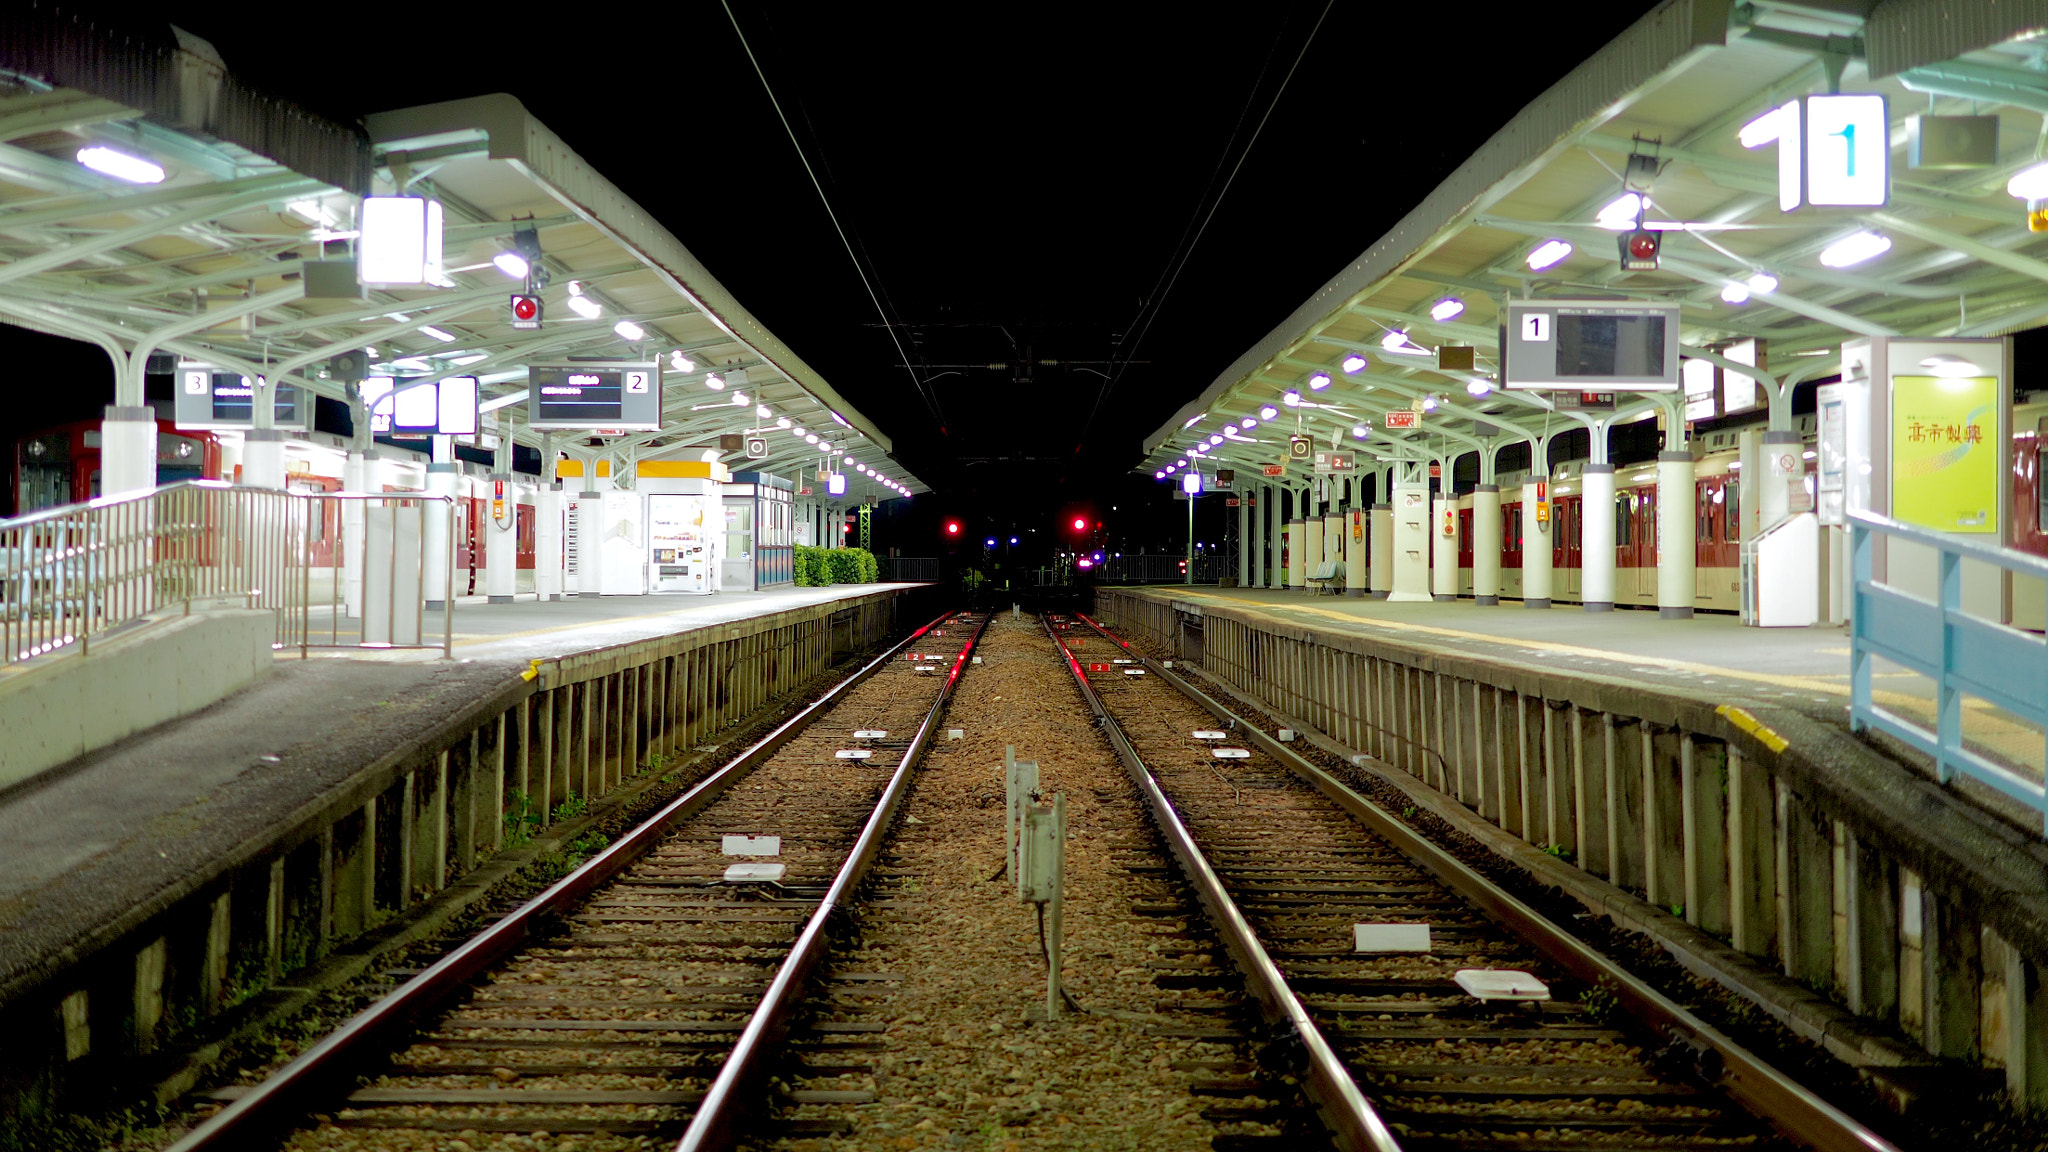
[1891,375,1998,533]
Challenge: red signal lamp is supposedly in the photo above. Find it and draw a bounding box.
[944,520,962,536]
[1618,229,1661,271]
[1072,517,1087,532]
[510,293,541,329]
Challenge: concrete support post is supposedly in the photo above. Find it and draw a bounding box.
[1727,747,1778,958]
[343,449,369,619]
[1472,485,1501,605]
[1846,833,1900,1026]
[1286,519,1303,588]
[1645,727,1685,909]
[100,405,157,496]
[2008,954,2048,1106]
[242,429,287,490]
[536,487,565,600]
[1389,481,1431,602]
[1658,450,1696,618]
[1303,515,1324,584]
[1431,493,1456,601]
[1369,503,1392,598]
[1681,736,1730,937]
[1922,888,1982,1060]
[1344,503,1367,597]
[1781,788,1836,990]
[485,474,517,603]
[1521,478,1552,608]
[1236,497,1249,586]
[423,437,457,612]
[1608,717,1647,893]
[576,490,603,596]
[1573,708,1608,876]
[1581,464,1616,611]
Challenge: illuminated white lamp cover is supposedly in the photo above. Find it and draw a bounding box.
[566,293,601,320]
[438,376,479,436]
[1240,417,1257,428]
[360,196,435,285]
[1155,470,1166,479]
[1429,297,1465,322]
[776,416,792,428]
[1307,372,1331,390]
[670,350,695,372]
[805,433,820,444]
[1818,230,1891,268]
[1747,271,1779,294]
[1351,424,1368,438]
[1381,330,1429,355]
[1526,239,1573,270]
[1282,390,1301,407]
[1466,378,1492,396]
[1182,471,1203,495]
[614,319,645,341]
[759,405,774,418]
[393,381,437,428]
[2008,162,2048,200]
[1594,192,1642,230]
[1721,282,1750,304]
[705,372,724,389]
[827,473,847,496]
[76,145,165,184]
[1341,353,1368,373]
[492,251,529,279]
[1259,405,1278,420]
[1208,434,1223,445]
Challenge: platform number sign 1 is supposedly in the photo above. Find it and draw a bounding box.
[1745,94,1888,211]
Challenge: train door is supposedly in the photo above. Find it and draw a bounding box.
[1557,495,1581,597]
[1633,488,1658,602]
[1457,507,1474,595]
[1501,500,1522,598]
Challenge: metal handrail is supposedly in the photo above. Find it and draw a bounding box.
[1847,507,2048,831]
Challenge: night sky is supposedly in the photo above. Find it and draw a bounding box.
[4,1,1655,552]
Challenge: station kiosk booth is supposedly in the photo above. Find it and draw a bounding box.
[557,459,726,596]
[722,472,795,591]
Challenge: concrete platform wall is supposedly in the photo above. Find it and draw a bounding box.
[1097,587,2048,1109]
[0,586,922,1119]
[0,607,274,792]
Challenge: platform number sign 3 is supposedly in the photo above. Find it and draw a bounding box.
[182,369,209,395]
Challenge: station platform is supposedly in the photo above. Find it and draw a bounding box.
[0,583,924,1003]
[1115,586,2040,777]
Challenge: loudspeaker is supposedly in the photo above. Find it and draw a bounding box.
[1908,114,1997,170]
[329,349,370,384]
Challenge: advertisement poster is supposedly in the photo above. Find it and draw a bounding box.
[1891,375,1998,533]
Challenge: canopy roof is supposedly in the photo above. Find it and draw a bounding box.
[1141,0,2048,483]
[0,20,921,498]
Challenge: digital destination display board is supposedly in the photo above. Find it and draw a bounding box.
[526,361,661,431]
[1502,300,1680,392]
[173,365,309,431]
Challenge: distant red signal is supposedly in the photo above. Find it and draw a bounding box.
[1072,517,1087,532]
[944,520,962,536]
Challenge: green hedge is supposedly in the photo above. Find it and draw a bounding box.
[794,545,877,586]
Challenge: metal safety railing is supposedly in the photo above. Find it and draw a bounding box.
[1091,553,1221,585]
[0,482,456,666]
[1849,508,2048,831]
[878,555,939,583]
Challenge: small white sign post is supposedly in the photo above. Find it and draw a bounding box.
[1020,792,1067,1021]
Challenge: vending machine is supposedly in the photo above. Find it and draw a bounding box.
[649,493,717,594]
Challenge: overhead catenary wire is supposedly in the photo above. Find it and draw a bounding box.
[718,1,948,432]
[1080,0,1336,445]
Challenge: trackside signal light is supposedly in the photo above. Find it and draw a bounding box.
[510,294,541,329]
[1072,517,1086,531]
[945,520,962,536]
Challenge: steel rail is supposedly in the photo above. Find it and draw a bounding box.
[1039,616,1397,1152]
[1073,613,1903,1152]
[675,611,991,1151]
[166,608,967,1152]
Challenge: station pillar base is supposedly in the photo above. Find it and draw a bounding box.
[100,406,157,496]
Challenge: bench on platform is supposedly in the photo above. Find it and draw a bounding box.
[1306,561,1342,594]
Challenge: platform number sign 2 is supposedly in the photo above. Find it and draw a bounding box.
[625,370,651,394]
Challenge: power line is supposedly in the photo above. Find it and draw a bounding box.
[1080,0,1335,444]
[719,0,947,430]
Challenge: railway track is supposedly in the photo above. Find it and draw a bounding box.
[1045,612,1901,1152]
[166,609,989,1152]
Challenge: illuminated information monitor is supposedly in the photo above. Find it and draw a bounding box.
[526,361,661,431]
[173,364,310,431]
[1503,300,1680,392]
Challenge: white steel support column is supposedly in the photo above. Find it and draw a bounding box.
[1343,500,1367,597]
[576,489,603,595]
[1266,484,1282,588]
[1370,501,1392,598]
[485,473,517,604]
[423,436,457,611]
[242,429,287,490]
[343,448,369,619]
[100,404,157,497]
[1657,450,1696,619]
[536,486,565,600]
[1431,489,1456,601]
[1522,478,1552,608]
[1237,496,1249,587]
[1304,512,1324,584]
[1581,464,1617,611]
[1390,479,1431,602]
[1472,484,1501,605]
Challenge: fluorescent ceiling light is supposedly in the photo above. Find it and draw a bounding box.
[805,433,819,444]
[76,145,164,184]
[450,354,487,365]
[613,320,645,341]
[1594,192,1642,230]
[1259,405,1278,420]
[1282,390,1301,407]
[1208,434,1223,445]
[1351,424,1368,438]
[1738,105,1788,149]
[420,325,457,342]
[492,251,530,279]
[1466,379,1492,396]
[705,373,724,390]
[1341,353,1368,374]
[1526,239,1573,270]
[2008,162,2048,200]
[759,405,774,418]
[732,391,748,405]
[1421,395,1439,411]
[1429,297,1465,322]
[845,455,856,464]
[1307,372,1331,390]
[670,351,695,373]
[566,294,601,320]
[1381,330,1429,355]
[776,417,792,429]
[1155,471,1165,479]
[1818,231,1891,268]
[1720,282,1750,304]
[1747,271,1778,294]
[1240,417,1257,429]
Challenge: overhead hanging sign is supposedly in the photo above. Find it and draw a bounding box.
[1748,94,1890,211]
[173,364,309,432]
[1504,300,1680,391]
[1383,410,1421,429]
[527,361,661,431]
[362,375,478,437]
[1313,451,1355,473]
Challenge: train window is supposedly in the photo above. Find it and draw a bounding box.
[1726,484,1740,541]
[1615,495,1630,546]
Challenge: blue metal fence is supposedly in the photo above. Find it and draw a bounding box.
[1849,508,2048,831]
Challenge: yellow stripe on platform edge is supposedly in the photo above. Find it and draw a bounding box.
[1715,704,1789,753]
